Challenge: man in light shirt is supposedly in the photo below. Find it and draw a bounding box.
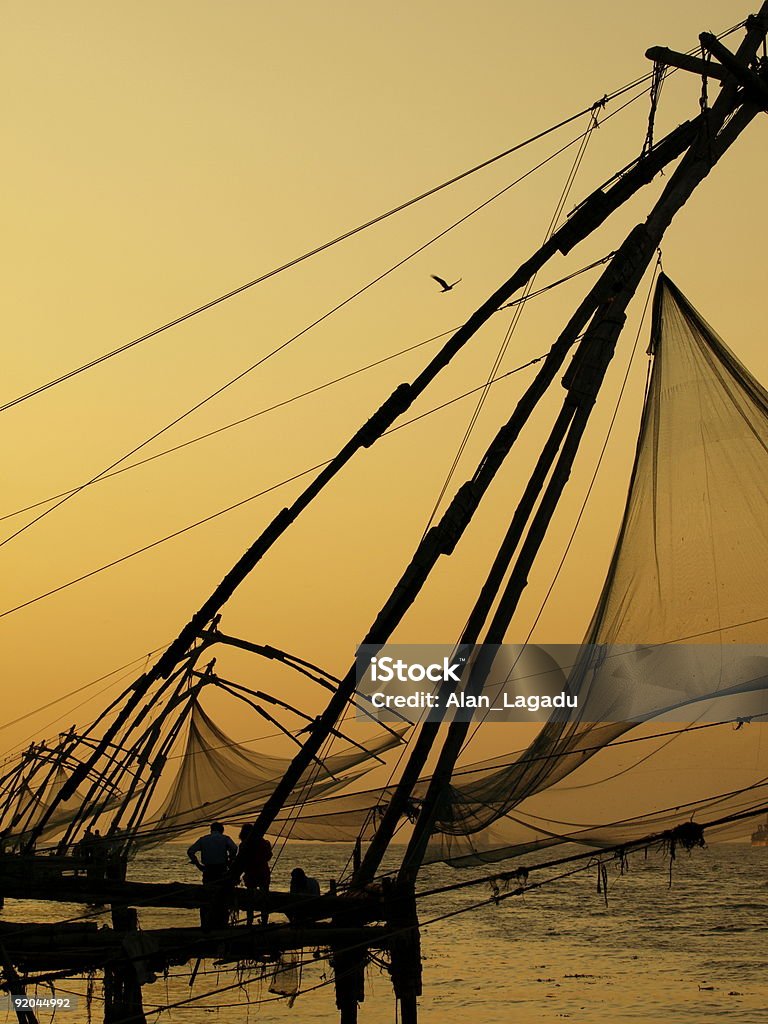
[187,822,237,929]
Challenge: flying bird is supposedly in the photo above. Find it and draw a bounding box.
[431,274,462,293]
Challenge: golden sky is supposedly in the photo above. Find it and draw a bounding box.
[2,2,767,762]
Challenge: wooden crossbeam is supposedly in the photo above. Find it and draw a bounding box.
[0,871,385,921]
[0,921,392,973]
[645,46,730,81]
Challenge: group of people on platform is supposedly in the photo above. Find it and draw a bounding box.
[186,821,320,930]
[75,826,128,881]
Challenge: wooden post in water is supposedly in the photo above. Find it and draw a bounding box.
[385,881,421,1024]
[103,907,147,1024]
[332,944,366,1024]
[0,946,38,1024]
[331,893,367,1024]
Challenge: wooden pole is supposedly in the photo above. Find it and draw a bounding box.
[385,883,421,1024]
[700,32,768,108]
[644,46,730,81]
[112,687,202,849]
[400,311,627,882]
[103,965,146,1024]
[331,898,367,1024]
[10,739,80,839]
[332,945,366,1024]
[54,665,197,853]
[354,396,581,884]
[103,908,147,1024]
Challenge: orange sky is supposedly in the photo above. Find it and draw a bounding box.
[2,2,767,764]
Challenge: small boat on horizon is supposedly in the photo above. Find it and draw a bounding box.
[752,817,768,847]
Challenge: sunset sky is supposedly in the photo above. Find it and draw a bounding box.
[2,1,766,766]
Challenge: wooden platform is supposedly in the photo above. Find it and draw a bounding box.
[0,919,392,973]
[0,869,385,922]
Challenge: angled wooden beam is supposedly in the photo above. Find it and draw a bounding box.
[700,32,768,110]
[645,46,731,81]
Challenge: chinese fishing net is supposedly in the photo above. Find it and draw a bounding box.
[274,275,768,864]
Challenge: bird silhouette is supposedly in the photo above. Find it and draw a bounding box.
[431,274,462,292]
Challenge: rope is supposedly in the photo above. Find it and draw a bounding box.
[1,255,613,527]
[0,93,637,419]
[415,795,768,900]
[0,330,452,523]
[0,19,746,421]
[4,252,604,527]
[642,61,667,156]
[498,252,615,310]
[0,355,545,621]
[0,111,631,555]
[417,106,601,536]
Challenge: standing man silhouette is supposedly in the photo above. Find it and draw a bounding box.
[187,822,237,929]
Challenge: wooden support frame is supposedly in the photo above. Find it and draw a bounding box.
[394,7,768,892]
[9,10,768,1024]
[700,32,768,109]
[26,49,710,852]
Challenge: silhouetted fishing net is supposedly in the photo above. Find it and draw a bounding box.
[275,275,768,862]
[136,701,406,844]
[1,763,127,849]
[433,274,768,861]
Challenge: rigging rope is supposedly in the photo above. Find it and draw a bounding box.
[0,111,633,556]
[0,19,746,422]
[0,20,747,568]
[2,255,613,526]
[0,645,167,738]
[418,105,602,537]
[643,61,668,156]
[0,68,678,420]
[0,355,547,620]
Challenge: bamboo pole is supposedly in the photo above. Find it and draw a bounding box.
[103,908,147,1024]
[355,393,581,883]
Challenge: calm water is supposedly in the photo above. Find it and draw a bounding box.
[1,843,766,1023]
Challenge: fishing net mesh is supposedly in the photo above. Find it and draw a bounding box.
[10,277,766,865]
[276,275,768,863]
[136,702,406,844]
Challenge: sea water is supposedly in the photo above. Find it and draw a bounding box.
[1,844,766,1023]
